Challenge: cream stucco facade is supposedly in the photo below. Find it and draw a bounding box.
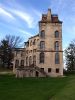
[13,9,63,77]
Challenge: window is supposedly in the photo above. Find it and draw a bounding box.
[16,51,19,56]
[33,49,36,53]
[55,41,59,51]
[30,40,32,46]
[20,60,24,66]
[48,68,51,73]
[40,30,45,38]
[26,57,28,66]
[15,60,19,68]
[33,55,36,66]
[21,51,24,57]
[55,53,60,64]
[33,39,36,45]
[40,52,44,63]
[55,31,59,38]
[56,68,59,73]
[29,56,32,66]
[41,68,44,72]
[40,41,45,49]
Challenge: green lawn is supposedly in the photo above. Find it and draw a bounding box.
[0,75,75,100]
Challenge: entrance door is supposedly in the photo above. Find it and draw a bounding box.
[35,71,39,77]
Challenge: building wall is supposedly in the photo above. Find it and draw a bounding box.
[13,9,63,77]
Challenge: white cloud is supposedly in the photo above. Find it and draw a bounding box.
[0,7,15,20]
[19,29,33,36]
[12,10,34,28]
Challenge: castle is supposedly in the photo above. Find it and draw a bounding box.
[13,9,63,77]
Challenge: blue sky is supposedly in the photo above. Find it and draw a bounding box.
[0,0,75,50]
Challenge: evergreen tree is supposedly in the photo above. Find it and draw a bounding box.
[65,41,75,71]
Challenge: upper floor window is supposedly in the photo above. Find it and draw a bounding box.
[40,30,45,38]
[33,39,36,45]
[33,55,36,65]
[21,51,24,57]
[15,60,19,68]
[55,31,59,38]
[55,41,59,51]
[55,53,60,64]
[30,40,32,46]
[26,57,28,66]
[20,60,24,66]
[16,51,19,56]
[40,52,44,63]
[29,56,32,66]
[40,41,45,49]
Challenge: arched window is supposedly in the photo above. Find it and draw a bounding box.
[55,53,60,64]
[33,55,36,65]
[26,57,28,66]
[55,31,59,38]
[30,40,32,46]
[29,56,32,65]
[40,52,44,63]
[40,30,45,38]
[33,39,36,45]
[20,60,24,66]
[15,60,19,68]
[40,41,45,49]
[55,41,59,51]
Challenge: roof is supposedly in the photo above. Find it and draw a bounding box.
[29,34,39,39]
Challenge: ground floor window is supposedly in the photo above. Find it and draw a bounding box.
[40,68,44,72]
[56,68,59,73]
[48,68,51,73]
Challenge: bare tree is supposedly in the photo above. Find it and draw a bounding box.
[5,35,23,48]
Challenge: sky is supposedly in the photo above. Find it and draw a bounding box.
[0,0,75,50]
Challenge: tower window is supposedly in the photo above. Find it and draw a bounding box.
[56,68,59,73]
[40,41,45,49]
[55,41,59,51]
[55,31,59,38]
[40,52,44,63]
[40,30,45,38]
[55,53,60,64]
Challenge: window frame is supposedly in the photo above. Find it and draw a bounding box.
[40,30,45,38]
[55,53,60,64]
[40,52,45,63]
[55,31,59,38]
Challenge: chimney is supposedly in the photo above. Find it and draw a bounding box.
[47,9,51,21]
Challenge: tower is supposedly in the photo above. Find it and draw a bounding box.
[37,9,63,76]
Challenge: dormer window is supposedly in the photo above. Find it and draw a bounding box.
[40,30,45,38]
[55,31,59,38]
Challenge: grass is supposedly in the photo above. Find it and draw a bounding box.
[0,75,75,100]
